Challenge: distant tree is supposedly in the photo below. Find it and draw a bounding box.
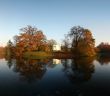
[0,46,5,58]
[5,40,14,57]
[47,39,57,51]
[68,26,96,56]
[97,42,110,53]
[61,35,70,52]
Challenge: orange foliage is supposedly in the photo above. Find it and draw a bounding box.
[14,26,50,57]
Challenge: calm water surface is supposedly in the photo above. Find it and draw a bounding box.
[0,57,110,96]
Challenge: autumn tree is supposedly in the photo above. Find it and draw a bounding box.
[97,42,110,53]
[14,25,49,57]
[68,26,96,56]
[0,46,5,58]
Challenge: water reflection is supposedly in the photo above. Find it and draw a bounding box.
[53,59,61,64]
[97,54,110,65]
[5,57,95,84]
[4,56,110,96]
[47,59,61,68]
[62,57,95,82]
[7,58,51,83]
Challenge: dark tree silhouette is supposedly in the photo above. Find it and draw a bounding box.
[67,26,96,56]
[97,42,110,53]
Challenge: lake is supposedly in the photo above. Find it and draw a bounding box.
[0,56,110,96]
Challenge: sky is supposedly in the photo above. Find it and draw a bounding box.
[0,0,110,46]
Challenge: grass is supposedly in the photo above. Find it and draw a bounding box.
[23,51,52,59]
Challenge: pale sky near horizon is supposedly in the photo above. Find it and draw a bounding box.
[0,0,110,46]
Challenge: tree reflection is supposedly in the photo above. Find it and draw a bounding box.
[5,56,15,69]
[12,58,50,83]
[62,57,95,83]
[97,54,110,65]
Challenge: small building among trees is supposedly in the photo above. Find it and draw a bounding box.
[53,44,61,51]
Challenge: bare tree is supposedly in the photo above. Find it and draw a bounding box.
[68,26,84,48]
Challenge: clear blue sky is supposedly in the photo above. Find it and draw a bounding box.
[0,0,110,46]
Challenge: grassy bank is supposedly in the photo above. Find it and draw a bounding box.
[23,51,96,59]
[23,51,52,59]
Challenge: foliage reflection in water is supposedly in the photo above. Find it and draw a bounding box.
[0,56,110,96]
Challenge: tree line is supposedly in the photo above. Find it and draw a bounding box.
[4,25,110,58]
[0,46,5,58]
[97,42,110,53]
[6,25,56,57]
